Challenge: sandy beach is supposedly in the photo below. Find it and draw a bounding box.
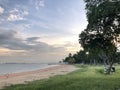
[0,65,78,89]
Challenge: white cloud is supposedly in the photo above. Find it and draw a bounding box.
[35,0,45,10]
[0,6,4,14]
[8,14,24,21]
[8,8,29,21]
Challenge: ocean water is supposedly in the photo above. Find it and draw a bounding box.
[0,63,58,75]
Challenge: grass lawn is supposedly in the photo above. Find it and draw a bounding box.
[2,65,120,90]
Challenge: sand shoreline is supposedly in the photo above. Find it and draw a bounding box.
[0,64,60,79]
[0,65,78,89]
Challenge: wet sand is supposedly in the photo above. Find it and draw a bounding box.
[0,65,78,89]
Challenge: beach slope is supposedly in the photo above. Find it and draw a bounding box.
[0,65,78,89]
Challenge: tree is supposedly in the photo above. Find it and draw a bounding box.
[68,57,76,64]
[63,53,76,64]
[79,0,120,74]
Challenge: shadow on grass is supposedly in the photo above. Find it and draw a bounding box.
[96,69,104,75]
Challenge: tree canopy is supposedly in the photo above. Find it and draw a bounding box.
[64,0,120,74]
[79,0,120,74]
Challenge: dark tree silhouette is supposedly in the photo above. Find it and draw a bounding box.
[79,0,120,74]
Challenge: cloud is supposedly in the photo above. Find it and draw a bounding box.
[0,6,4,14]
[8,14,24,21]
[0,30,27,50]
[10,8,19,13]
[8,8,29,21]
[35,0,45,10]
[26,37,40,43]
[23,11,29,15]
[0,30,65,54]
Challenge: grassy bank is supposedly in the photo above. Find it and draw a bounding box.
[2,65,120,90]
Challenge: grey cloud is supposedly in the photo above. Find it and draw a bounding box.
[0,30,65,53]
[26,37,40,43]
[0,6,4,14]
[0,31,29,50]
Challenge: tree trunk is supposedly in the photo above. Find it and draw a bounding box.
[106,59,114,74]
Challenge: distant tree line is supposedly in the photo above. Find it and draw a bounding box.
[63,51,120,65]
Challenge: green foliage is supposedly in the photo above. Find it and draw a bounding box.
[73,50,88,63]
[63,53,75,64]
[67,57,75,64]
[2,65,120,90]
[63,51,90,64]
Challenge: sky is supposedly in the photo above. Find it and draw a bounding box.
[0,0,87,63]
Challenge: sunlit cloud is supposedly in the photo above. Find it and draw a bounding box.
[0,48,27,56]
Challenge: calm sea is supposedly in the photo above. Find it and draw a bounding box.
[0,63,58,75]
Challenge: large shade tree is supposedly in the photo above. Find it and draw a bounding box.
[79,0,120,74]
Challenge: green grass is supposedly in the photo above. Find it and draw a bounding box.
[2,65,120,90]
